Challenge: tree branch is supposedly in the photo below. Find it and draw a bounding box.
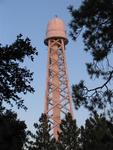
[87,70,113,92]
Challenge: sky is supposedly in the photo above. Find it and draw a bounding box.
[0,0,94,130]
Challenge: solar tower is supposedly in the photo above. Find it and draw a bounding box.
[44,17,73,140]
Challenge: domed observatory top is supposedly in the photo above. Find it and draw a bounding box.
[44,17,68,45]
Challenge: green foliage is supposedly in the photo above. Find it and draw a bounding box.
[72,80,113,113]
[28,114,55,150]
[0,34,38,109]
[72,81,87,110]
[0,108,27,150]
[68,0,113,59]
[58,113,80,150]
[26,113,113,150]
[28,113,80,150]
[80,113,113,150]
[68,0,113,117]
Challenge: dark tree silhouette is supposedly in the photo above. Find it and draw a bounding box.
[0,34,38,109]
[26,113,113,150]
[0,108,27,150]
[27,113,80,150]
[58,113,80,150]
[80,113,113,150]
[27,114,55,150]
[68,0,113,117]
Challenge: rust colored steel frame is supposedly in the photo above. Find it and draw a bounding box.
[44,38,73,140]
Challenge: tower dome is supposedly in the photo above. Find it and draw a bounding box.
[44,17,68,45]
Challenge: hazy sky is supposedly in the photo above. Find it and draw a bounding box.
[0,0,92,130]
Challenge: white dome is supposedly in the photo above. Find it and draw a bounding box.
[44,17,68,45]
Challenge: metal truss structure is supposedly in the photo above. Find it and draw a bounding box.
[44,37,73,139]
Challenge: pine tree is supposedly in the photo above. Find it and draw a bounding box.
[0,108,27,150]
[80,113,113,150]
[68,0,113,118]
[58,113,80,150]
[28,114,56,150]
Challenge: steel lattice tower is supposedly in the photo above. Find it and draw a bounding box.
[44,17,73,140]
